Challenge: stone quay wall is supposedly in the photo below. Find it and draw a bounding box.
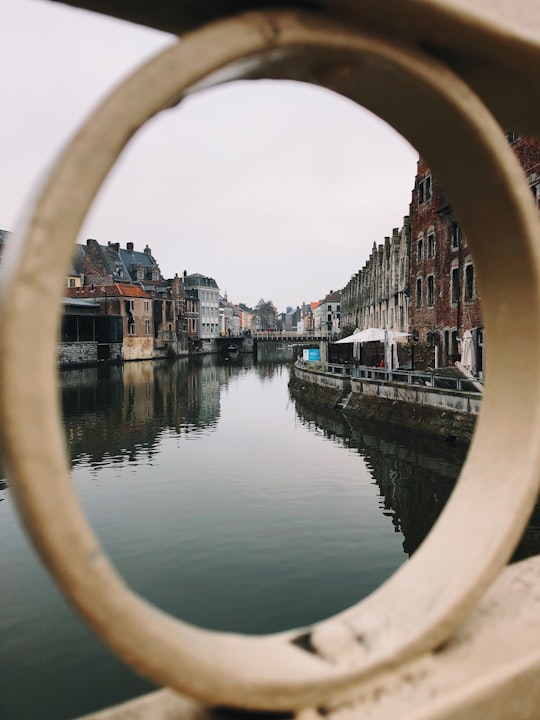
[289,364,479,442]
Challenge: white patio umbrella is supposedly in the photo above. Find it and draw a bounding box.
[385,336,401,370]
[335,328,409,369]
[460,329,476,372]
[335,328,409,344]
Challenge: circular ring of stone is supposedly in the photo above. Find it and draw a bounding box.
[1,10,539,712]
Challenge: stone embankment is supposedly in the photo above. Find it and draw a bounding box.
[288,363,479,442]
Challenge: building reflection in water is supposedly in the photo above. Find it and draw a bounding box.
[60,354,254,467]
[292,394,539,562]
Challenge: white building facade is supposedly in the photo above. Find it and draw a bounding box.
[182,273,220,339]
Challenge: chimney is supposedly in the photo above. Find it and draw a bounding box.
[144,245,152,255]
[86,238,97,246]
[127,242,134,251]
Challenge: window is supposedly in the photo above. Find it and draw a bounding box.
[69,278,76,287]
[416,278,423,308]
[451,268,459,304]
[144,301,149,312]
[451,330,459,360]
[125,299,134,313]
[418,237,424,261]
[418,174,432,205]
[465,264,475,301]
[506,131,519,143]
[128,318,135,335]
[427,232,435,258]
[451,222,461,249]
[427,275,434,306]
[145,320,150,335]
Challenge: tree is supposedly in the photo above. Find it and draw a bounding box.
[254,298,278,330]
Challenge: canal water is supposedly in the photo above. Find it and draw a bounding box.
[0,345,532,719]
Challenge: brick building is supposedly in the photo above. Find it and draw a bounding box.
[73,238,188,357]
[66,284,154,361]
[341,134,540,374]
[409,134,540,372]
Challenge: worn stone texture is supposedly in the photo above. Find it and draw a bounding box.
[74,556,540,719]
[289,366,478,441]
[58,341,99,365]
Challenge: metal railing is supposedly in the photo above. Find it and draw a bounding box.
[296,360,483,393]
[252,330,338,340]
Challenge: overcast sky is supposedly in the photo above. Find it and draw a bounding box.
[1,0,419,312]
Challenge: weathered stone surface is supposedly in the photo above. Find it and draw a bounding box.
[289,365,477,441]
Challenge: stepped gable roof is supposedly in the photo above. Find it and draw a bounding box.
[69,244,87,275]
[83,239,129,281]
[100,243,130,280]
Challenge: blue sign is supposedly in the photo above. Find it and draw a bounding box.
[303,349,320,362]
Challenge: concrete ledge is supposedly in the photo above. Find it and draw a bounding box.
[289,365,478,441]
[74,556,540,720]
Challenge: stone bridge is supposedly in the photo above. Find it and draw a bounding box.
[214,335,253,353]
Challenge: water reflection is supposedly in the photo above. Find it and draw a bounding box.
[292,394,539,561]
[1,350,537,720]
[61,354,253,466]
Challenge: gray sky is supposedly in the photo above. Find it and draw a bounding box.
[1,0,419,312]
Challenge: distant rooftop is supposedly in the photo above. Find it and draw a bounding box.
[183,273,219,289]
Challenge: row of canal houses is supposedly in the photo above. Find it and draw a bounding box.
[340,133,540,374]
[0,232,253,365]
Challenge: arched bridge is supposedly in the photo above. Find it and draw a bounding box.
[215,335,253,353]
